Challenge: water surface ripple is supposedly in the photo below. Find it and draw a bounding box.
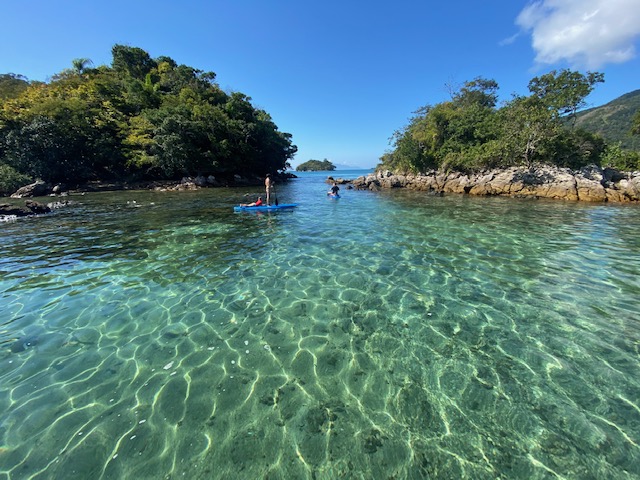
[1,171,639,479]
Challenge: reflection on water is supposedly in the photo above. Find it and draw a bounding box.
[1,172,639,479]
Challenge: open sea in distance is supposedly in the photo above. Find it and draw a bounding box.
[1,169,639,479]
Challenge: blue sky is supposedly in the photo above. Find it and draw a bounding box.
[2,0,639,168]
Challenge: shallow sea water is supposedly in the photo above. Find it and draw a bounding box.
[1,170,639,479]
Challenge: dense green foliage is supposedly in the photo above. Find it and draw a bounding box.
[0,46,297,194]
[0,164,31,194]
[379,70,618,173]
[601,143,640,171]
[296,159,335,171]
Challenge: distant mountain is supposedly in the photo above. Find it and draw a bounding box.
[572,89,640,150]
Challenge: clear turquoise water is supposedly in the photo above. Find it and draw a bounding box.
[1,170,639,479]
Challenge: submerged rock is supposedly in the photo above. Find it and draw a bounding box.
[10,335,38,353]
[161,324,188,340]
[72,328,101,345]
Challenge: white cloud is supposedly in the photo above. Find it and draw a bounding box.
[499,32,521,47]
[516,0,640,68]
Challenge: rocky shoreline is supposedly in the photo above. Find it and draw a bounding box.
[1,173,296,219]
[7,173,283,199]
[4,166,639,221]
[350,165,640,203]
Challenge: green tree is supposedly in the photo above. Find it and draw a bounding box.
[0,163,31,195]
[528,69,605,123]
[380,125,432,173]
[3,116,89,182]
[499,95,558,169]
[452,77,499,108]
[383,78,501,172]
[72,58,94,74]
[601,142,640,171]
[111,45,157,79]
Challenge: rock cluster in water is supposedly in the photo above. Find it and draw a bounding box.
[0,200,51,217]
[352,165,640,202]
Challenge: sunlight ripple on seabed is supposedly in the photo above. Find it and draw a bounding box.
[0,183,639,479]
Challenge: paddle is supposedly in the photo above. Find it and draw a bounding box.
[273,181,279,206]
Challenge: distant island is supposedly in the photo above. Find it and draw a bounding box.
[296,159,335,171]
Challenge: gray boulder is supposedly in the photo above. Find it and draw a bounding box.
[11,180,52,198]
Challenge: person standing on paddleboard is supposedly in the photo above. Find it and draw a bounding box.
[265,174,273,205]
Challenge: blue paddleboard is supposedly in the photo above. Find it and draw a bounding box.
[234,203,298,212]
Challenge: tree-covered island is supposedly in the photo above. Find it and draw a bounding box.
[351,70,640,202]
[0,45,297,195]
[378,70,640,174]
[296,159,336,171]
